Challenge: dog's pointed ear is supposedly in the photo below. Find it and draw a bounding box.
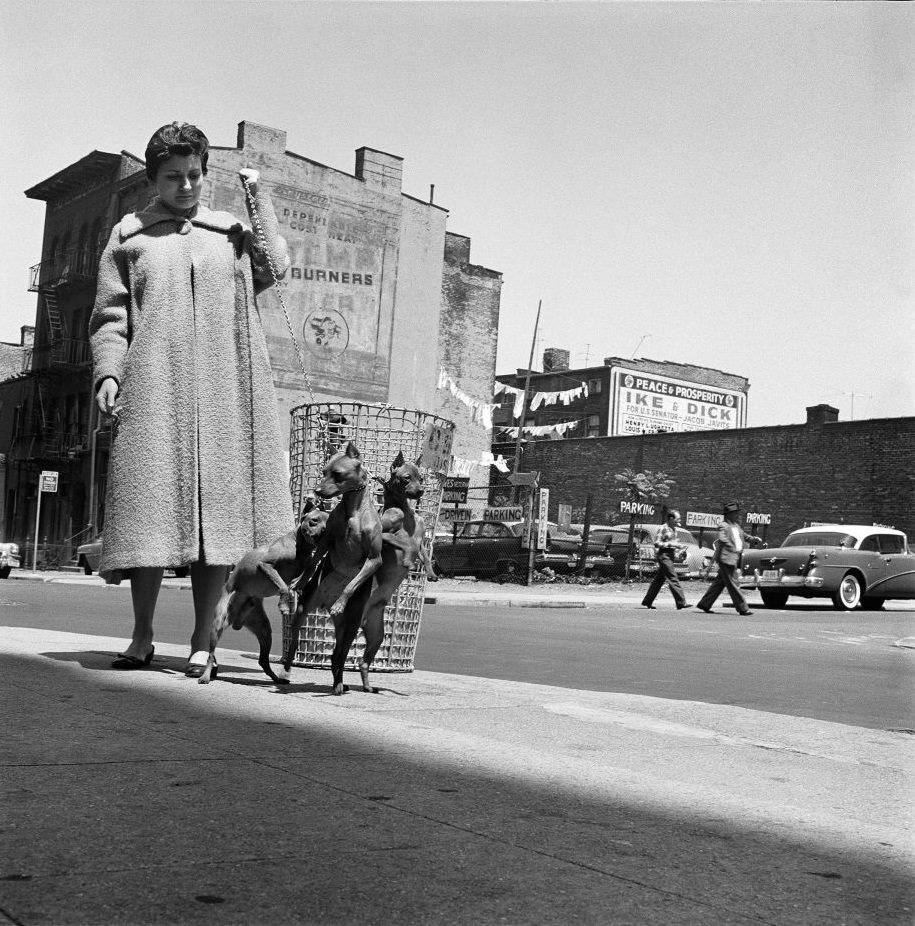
[301,498,315,515]
[345,441,360,459]
[414,454,423,467]
[391,450,405,471]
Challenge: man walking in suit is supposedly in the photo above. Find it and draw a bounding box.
[641,509,688,610]
[696,501,758,615]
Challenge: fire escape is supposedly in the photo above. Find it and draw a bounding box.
[12,248,98,462]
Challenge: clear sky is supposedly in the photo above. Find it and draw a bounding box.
[1,1,911,428]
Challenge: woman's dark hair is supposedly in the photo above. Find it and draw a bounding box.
[144,122,209,181]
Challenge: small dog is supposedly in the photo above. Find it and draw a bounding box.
[198,500,328,685]
[283,442,384,694]
[356,453,435,692]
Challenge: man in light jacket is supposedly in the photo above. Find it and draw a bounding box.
[695,501,759,615]
[641,509,688,610]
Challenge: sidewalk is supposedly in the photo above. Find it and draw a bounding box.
[1,625,913,925]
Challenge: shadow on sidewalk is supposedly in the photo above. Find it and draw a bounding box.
[1,644,911,926]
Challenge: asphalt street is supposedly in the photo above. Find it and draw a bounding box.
[1,579,912,731]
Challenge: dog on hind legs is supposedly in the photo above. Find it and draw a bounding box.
[356,452,436,693]
[196,500,329,685]
[282,442,384,694]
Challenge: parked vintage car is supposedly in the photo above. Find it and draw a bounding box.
[0,541,21,579]
[738,524,915,611]
[76,536,103,574]
[599,523,667,577]
[431,519,575,581]
[76,536,189,578]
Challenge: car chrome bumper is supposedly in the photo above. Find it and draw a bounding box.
[740,570,824,589]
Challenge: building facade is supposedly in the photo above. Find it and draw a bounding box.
[494,351,749,442]
[3,121,502,559]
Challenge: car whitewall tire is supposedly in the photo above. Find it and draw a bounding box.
[832,573,862,611]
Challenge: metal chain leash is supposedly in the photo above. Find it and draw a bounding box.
[241,175,318,408]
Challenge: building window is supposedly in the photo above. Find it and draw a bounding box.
[586,414,601,437]
[588,378,602,395]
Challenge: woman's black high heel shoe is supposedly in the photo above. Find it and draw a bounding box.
[111,646,155,670]
[184,651,215,679]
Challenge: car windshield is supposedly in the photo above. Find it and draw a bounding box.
[461,522,521,539]
[781,531,856,548]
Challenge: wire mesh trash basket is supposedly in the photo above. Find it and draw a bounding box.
[283,402,455,672]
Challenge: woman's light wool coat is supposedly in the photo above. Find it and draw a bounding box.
[90,193,294,579]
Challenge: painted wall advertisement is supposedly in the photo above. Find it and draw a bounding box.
[609,367,746,436]
[254,181,401,402]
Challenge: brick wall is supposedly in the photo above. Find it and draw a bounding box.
[494,415,915,542]
[439,232,503,462]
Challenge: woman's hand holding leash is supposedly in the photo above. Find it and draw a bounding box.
[238,167,259,195]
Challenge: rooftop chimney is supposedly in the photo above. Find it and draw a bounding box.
[236,121,287,154]
[806,404,839,425]
[355,147,403,193]
[543,347,570,373]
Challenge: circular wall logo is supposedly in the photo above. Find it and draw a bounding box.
[303,309,349,357]
[725,394,735,407]
[623,374,634,388]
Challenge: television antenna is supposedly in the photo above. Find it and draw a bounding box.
[824,389,873,421]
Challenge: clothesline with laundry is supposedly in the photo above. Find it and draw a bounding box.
[448,452,511,477]
[498,420,581,438]
[437,368,498,430]
[435,366,589,466]
[493,380,589,419]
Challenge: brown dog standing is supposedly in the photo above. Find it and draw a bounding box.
[197,501,328,684]
[283,442,383,694]
[356,452,434,692]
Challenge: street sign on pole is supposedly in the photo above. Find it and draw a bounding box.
[33,471,59,571]
[442,476,469,505]
[537,488,550,550]
[507,471,539,487]
[619,499,656,518]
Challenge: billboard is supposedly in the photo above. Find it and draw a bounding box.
[213,178,400,402]
[609,367,746,436]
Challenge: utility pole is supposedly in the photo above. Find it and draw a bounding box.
[512,299,542,485]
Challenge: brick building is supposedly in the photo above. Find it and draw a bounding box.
[2,120,502,558]
[493,404,915,544]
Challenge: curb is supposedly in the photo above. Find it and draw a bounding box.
[424,597,588,609]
